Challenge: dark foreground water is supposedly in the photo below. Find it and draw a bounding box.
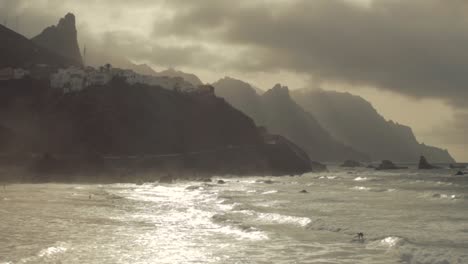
[1,167,467,264]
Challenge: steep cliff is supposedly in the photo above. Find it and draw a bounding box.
[32,13,83,65]
[0,78,312,176]
[292,88,455,163]
[214,78,369,162]
[0,24,77,68]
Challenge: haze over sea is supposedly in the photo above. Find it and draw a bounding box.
[1,167,467,264]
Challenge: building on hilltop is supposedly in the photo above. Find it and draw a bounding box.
[0,67,30,80]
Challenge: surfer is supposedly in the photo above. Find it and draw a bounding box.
[356,232,364,241]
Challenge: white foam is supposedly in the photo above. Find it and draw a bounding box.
[253,212,312,227]
[261,190,278,195]
[215,225,268,241]
[352,186,371,191]
[354,176,368,181]
[380,236,403,248]
[38,245,67,257]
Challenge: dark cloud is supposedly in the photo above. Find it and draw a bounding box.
[156,0,468,109]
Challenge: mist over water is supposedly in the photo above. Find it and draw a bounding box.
[1,167,468,264]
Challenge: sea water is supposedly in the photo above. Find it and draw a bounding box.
[1,167,467,263]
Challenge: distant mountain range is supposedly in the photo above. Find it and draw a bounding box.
[214,77,369,162]
[292,89,454,163]
[214,77,455,163]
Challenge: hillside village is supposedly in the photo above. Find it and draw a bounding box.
[0,64,214,95]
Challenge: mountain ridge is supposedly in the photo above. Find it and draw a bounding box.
[292,88,455,163]
[214,77,369,162]
[31,13,83,65]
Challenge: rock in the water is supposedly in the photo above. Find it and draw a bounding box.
[455,171,465,176]
[376,160,407,170]
[341,160,362,168]
[217,180,226,184]
[418,156,439,169]
[159,174,173,184]
[299,190,308,193]
[197,178,212,183]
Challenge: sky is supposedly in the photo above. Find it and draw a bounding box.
[1,0,467,161]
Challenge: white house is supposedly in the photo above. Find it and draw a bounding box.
[13,68,30,79]
[49,64,199,94]
[0,67,30,80]
[51,66,87,93]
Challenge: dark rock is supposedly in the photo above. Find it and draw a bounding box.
[217,180,226,184]
[299,190,308,193]
[418,156,439,169]
[341,160,363,168]
[198,178,212,183]
[185,185,202,190]
[376,160,408,170]
[32,13,83,65]
[261,131,313,175]
[159,174,173,184]
[0,24,77,68]
[455,171,465,176]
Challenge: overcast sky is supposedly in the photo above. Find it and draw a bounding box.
[1,0,467,161]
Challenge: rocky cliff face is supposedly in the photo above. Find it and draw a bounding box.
[292,88,455,163]
[155,68,203,86]
[213,77,265,122]
[32,13,83,65]
[214,78,369,162]
[0,24,77,68]
[0,78,312,176]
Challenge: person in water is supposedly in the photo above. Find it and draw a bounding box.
[356,232,364,241]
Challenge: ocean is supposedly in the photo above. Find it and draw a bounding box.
[1,167,467,263]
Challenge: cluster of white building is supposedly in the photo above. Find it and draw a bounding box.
[0,65,213,95]
[50,65,198,94]
[0,67,30,80]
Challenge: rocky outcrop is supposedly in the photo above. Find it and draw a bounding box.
[32,13,83,65]
[455,171,465,176]
[341,160,363,168]
[261,133,312,175]
[0,78,312,177]
[292,88,455,163]
[418,156,439,169]
[213,77,265,122]
[311,161,328,172]
[156,68,203,86]
[376,160,408,170]
[0,24,77,68]
[213,78,369,162]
